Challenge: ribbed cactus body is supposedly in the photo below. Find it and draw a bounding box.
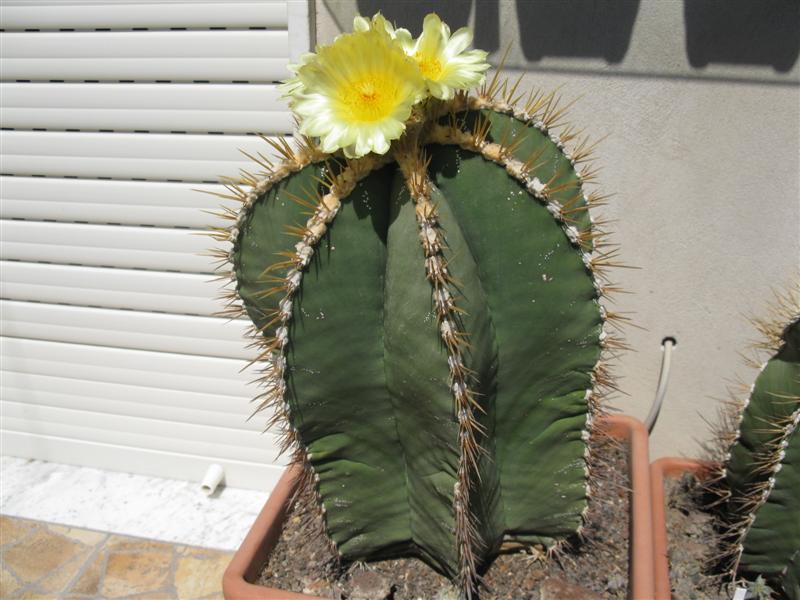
[741,428,799,598]
[226,96,610,592]
[722,305,799,598]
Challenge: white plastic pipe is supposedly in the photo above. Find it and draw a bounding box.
[200,463,225,496]
[645,338,676,434]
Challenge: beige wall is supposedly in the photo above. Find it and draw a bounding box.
[314,0,800,459]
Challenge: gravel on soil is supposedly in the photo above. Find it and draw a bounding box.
[257,436,633,599]
[664,474,731,600]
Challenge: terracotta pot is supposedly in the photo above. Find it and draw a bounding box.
[222,462,319,599]
[649,457,713,600]
[223,414,655,599]
[599,414,656,600]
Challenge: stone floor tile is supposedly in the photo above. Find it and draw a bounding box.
[0,565,23,598]
[15,591,65,600]
[49,523,108,547]
[65,549,106,596]
[0,517,233,600]
[0,516,37,548]
[106,534,176,554]
[101,546,174,598]
[174,548,230,599]
[2,526,86,583]
[33,546,94,594]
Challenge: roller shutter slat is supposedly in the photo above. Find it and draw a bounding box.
[0,130,279,181]
[0,262,224,315]
[0,83,292,134]
[0,337,258,396]
[0,1,289,30]
[1,371,266,430]
[0,30,290,82]
[0,300,252,359]
[0,220,224,272]
[0,177,238,227]
[1,401,281,461]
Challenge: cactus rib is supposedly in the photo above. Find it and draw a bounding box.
[424,106,621,538]
[395,143,487,595]
[218,148,398,557]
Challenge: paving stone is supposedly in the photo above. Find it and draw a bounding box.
[174,548,230,599]
[0,517,236,600]
[106,535,175,554]
[33,548,94,594]
[66,550,106,595]
[49,523,107,547]
[0,517,37,548]
[15,591,61,600]
[2,526,86,583]
[101,546,173,598]
[0,565,22,598]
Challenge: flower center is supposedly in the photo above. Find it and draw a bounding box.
[341,75,396,122]
[415,52,443,80]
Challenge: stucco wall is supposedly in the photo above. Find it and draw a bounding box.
[313,0,800,459]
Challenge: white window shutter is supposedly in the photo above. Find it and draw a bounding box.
[0,0,311,491]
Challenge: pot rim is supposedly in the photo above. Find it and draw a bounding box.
[649,456,715,600]
[222,462,321,599]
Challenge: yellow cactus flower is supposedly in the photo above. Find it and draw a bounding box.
[277,52,314,101]
[281,15,396,103]
[289,24,425,158]
[396,13,490,100]
[352,12,396,37]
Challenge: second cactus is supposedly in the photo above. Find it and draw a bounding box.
[716,287,800,598]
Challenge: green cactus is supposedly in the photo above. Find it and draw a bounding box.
[209,53,621,599]
[718,287,800,598]
[210,85,618,597]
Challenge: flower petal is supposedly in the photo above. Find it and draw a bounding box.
[352,15,370,32]
[444,27,472,59]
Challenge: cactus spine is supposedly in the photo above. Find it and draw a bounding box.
[716,285,800,599]
[208,17,623,597]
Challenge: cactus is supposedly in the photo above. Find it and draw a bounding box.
[208,14,622,597]
[716,285,800,598]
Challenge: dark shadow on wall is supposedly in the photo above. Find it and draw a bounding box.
[356,0,499,52]
[516,0,640,64]
[684,0,800,72]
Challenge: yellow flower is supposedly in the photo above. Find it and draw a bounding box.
[278,52,314,101]
[282,14,394,101]
[396,13,490,100]
[289,23,425,158]
[352,12,396,37]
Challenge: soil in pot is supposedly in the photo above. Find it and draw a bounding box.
[663,473,731,600]
[256,437,631,599]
